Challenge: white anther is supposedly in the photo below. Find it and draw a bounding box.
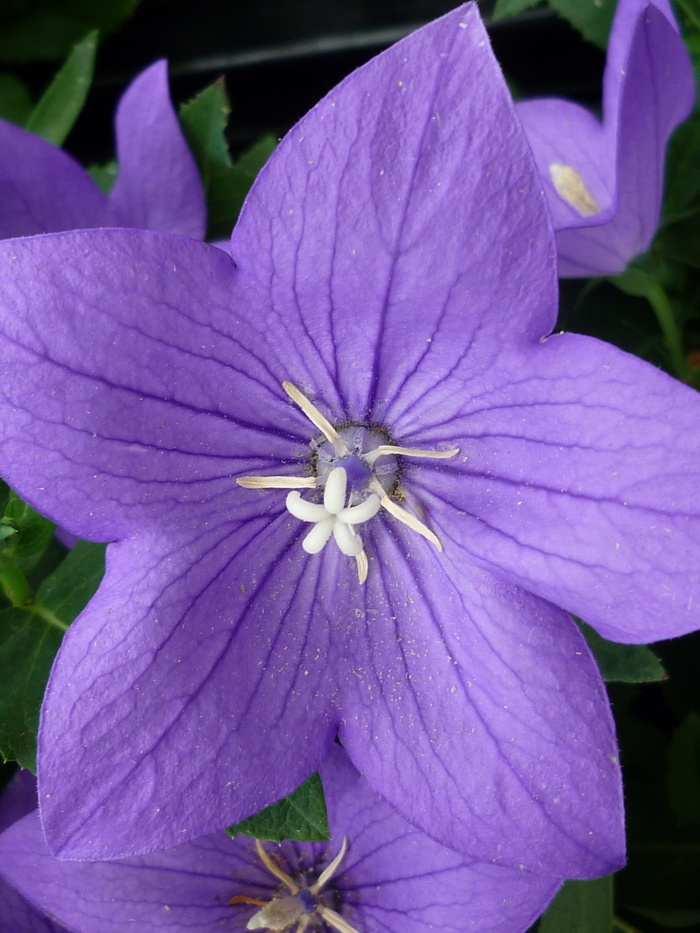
[337,493,381,525]
[333,522,364,557]
[286,491,328,523]
[324,467,347,514]
[303,517,335,554]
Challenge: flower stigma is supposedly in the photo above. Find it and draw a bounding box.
[228,836,360,933]
[236,382,459,583]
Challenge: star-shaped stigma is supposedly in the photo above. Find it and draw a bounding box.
[237,381,459,583]
[230,837,357,933]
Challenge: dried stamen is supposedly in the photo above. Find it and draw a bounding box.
[283,381,345,450]
[234,837,359,933]
[549,163,601,217]
[370,479,442,551]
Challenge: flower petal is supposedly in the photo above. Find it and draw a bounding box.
[339,524,624,879]
[229,4,557,418]
[0,770,37,833]
[320,747,561,933]
[0,813,263,932]
[0,119,108,237]
[38,516,338,858]
[109,61,207,239]
[0,230,309,541]
[408,332,700,643]
[517,0,694,276]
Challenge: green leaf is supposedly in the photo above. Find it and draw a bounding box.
[538,875,613,933]
[1,490,55,574]
[0,540,106,770]
[578,620,666,683]
[546,0,616,50]
[227,772,330,843]
[493,0,542,20]
[25,30,98,146]
[0,73,32,123]
[0,606,63,769]
[33,540,106,628]
[88,159,118,194]
[667,713,700,827]
[0,0,138,63]
[179,81,276,239]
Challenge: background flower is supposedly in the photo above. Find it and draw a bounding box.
[515,0,695,276]
[0,60,205,241]
[0,747,560,933]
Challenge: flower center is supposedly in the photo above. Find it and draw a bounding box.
[229,837,360,933]
[237,382,458,583]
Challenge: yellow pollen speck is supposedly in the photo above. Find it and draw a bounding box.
[549,163,601,217]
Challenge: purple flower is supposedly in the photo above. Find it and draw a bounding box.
[0,60,205,240]
[0,748,559,933]
[516,0,695,276]
[0,1,699,880]
[0,770,68,932]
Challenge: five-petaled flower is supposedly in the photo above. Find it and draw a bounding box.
[516,0,695,276]
[0,60,205,241]
[0,748,559,933]
[0,2,699,883]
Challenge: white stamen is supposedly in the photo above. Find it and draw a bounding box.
[247,895,305,930]
[303,517,335,554]
[364,444,459,466]
[371,479,442,551]
[254,839,298,893]
[333,521,364,557]
[237,475,316,489]
[286,491,328,523]
[318,906,362,933]
[337,494,381,525]
[356,551,369,584]
[310,837,348,893]
[283,381,345,450]
[324,467,347,514]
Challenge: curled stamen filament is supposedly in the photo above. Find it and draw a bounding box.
[363,444,459,466]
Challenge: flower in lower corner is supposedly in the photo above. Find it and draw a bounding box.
[1,0,700,883]
[0,60,205,241]
[516,0,695,276]
[0,769,68,932]
[0,747,560,933]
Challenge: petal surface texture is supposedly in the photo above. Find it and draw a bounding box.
[0,118,109,237]
[516,0,695,276]
[109,60,206,239]
[0,747,560,933]
[0,2,698,878]
[0,60,205,241]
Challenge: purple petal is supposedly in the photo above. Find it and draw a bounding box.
[230,4,558,416]
[321,748,561,933]
[0,815,254,932]
[0,877,67,933]
[0,119,109,237]
[516,0,694,276]
[0,231,303,541]
[406,332,700,643]
[109,61,206,239]
[1,748,559,933]
[339,534,624,878]
[0,770,38,833]
[39,519,338,859]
